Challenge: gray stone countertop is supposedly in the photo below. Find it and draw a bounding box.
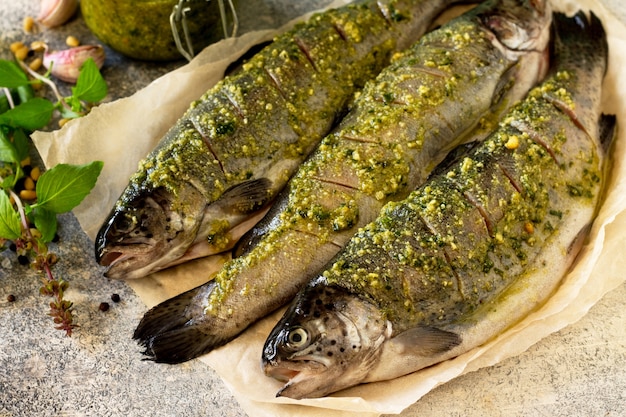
[1,1,625,416]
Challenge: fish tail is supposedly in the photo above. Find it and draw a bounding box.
[133,283,227,363]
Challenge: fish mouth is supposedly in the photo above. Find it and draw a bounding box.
[98,237,213,279]
[99,249,160,279]
[98,250,125,268]
[263,356,330,398]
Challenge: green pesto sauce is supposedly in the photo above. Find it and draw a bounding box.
[129,0,401,208]
[323,67,603,329]
[81,0,233,61]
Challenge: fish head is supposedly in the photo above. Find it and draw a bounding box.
[262,278,390,399]
[478,0,551,54]
[95,183,207,279]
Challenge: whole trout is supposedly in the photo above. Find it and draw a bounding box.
[134,0,552,364]
[95,0,462,279]
[262,11,614,399]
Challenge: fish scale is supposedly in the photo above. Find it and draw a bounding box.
[262,10,613,399]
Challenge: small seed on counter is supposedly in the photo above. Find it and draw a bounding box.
[23,16,35,33]
[111,294,121,303]
[30,40,47,52]
[65,35,80,47]
[19,189,37,201]
[14,45,30,61]
[17,255,29,266]
[30,166,41,181]
[29,57,43,71]
[99,302,110,312]
[24,176,35,191]
[7,294,16,302]
[10,41,25,53]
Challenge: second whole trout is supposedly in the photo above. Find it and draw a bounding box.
[134,0,552,364]
[95,0,463,280]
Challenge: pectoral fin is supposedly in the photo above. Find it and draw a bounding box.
[220,177,274,214]
[389,325,462,355]
[365,325,462,383]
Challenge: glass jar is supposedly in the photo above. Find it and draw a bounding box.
[81,0,238,61]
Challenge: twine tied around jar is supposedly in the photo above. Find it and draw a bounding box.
[170,0,239,61]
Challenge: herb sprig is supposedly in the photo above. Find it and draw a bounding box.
[0,56,105,335]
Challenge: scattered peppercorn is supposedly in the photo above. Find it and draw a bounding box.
[99,302,110,312]
[7,294,16,302]
[111,293,121,303]
[17,255,29,266]
[9,243,16,252]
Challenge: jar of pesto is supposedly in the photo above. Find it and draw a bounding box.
[81,0,238,61]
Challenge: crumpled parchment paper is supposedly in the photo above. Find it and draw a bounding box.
[31,0,626,415]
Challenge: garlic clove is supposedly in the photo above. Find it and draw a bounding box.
[37,0,79,28]
[43,45,106,83]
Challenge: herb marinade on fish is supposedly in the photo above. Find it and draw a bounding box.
[133,0,552,364]
[95,0,462,279]
[262,11,614,399]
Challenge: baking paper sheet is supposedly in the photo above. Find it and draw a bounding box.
[31,0,626,415]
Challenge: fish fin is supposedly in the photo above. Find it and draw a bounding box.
[598,114,617,154]
[389,325,461,356]
[220,177,274,214]
[233,183,292,257]
[133,283,232,364]
[133,285,204,343]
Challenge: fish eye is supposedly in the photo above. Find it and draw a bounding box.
[286,327,309,349]
[116,214,137,234]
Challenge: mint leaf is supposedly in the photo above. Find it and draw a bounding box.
[33,161,103,213]
[72,58,107,103]
[0,60,29,88]
[32,207,57,242]
[0,98,54,130]
[0,191,22,240]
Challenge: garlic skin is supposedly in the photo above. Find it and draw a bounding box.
[43,45,105,83]
[37,0,79,28]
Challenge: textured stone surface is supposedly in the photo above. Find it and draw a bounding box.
[0,1,625,416]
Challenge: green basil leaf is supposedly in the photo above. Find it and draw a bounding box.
[33,161,103,213]
[0,191,22,240]
[0,98,54,130]
[32,207,57,242]
[12,128,30,161]
[72,58,107,103]
[0,129,18,163]
[0,60,29,89]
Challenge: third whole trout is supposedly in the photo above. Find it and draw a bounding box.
[134,0,552,364]
[263,11,614,398]
[95,0,463,280]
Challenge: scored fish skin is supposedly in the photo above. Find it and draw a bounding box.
[133,0,552,364]
[262,11,614,399]
[94,0,462,280]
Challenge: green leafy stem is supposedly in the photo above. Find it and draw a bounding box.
[0,56,105,335]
